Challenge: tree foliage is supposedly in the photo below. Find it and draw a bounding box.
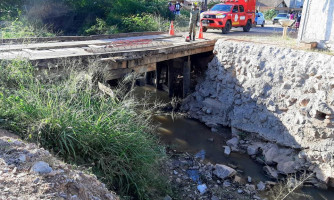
[0,0,23,20]
[264,9,277,20]
[1,0,170,35]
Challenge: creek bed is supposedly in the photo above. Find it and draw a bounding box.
[134,85,334,200]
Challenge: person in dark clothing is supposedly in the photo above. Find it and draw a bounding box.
[175,1,182,15]
[295,13,301,30]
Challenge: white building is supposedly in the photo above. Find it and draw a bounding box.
[285,0,304,8]
[298,0,334,50]
[257,0,304,12]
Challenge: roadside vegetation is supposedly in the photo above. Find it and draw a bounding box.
[264,9,276,20]
[0,0,191,38]
[207,0,221,9]
[0,60,171,199]
[0,19,56,38]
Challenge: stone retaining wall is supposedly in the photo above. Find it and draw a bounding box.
[182,39,334,185]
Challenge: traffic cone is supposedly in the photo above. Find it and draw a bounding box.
[198,22,204,39]
[169,21,175,36]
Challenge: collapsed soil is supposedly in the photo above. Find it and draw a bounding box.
[0,129,118,200]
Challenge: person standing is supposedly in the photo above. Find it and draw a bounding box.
[169,1,175,13]
[189,2,200,41]
[295,13,301,31]
[175,1,182,15]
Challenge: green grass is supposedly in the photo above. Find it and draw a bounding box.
[0,60,170,199]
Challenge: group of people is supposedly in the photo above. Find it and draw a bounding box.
[289,12,302,29]
[168,1,182,15]
[168,1,200,41]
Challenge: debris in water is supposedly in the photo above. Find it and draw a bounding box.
[187,169,201,184]
[195,149,206,160]
[197,184,207,195]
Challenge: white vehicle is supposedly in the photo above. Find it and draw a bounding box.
[255,12,265,27]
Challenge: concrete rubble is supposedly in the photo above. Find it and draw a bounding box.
[182,39,334,187]
[165,148,264,200]
[213,164,236,179]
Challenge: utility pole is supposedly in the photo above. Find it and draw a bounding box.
[205,0,208,11]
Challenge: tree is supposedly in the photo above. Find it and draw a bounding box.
[0,0,23,20]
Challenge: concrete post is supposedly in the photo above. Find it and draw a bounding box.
[145,71,154,85]
[156,63,162,90]
[183,56,191,98]
[168,61,174,97]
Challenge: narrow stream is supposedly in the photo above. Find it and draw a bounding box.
[155,115,269,183]
[134,85,334,200]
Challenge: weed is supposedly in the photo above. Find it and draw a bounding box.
[266,172,314,200]
[0,59,170,199]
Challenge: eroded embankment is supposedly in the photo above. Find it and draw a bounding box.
[182,40,334,187]
[0,129,118,200]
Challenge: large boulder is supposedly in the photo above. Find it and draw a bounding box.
[263,166,278,179]
[314,163,334,184]
[277,161,299,174]
[226,137,239,151]
[213,164,236,179]
[247,144,260,155]
[31,161,52,174]
[262,144,279,165]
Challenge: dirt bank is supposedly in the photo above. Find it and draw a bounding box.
[0,129,118,200]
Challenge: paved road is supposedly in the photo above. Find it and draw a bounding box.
[199,23,299,39]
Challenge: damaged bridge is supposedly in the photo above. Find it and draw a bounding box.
[0,32,216,97]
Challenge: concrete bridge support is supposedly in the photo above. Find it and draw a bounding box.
[183,56,191,98]
[142,52,213,98]
[153,56,191,98]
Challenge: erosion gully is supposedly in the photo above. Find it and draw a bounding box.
[134,85,334,200]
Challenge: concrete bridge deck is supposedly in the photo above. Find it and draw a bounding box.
[0,33,215,61]
[0,32,216,97]
[1,32,215,76]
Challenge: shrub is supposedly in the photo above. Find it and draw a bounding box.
[180,9,190,17]
[0,19,56,39]
[174,14,190,32]
[84,18,119,35]
[0,60,170,199]
[121,14,159,32]
[264,9,277,20]
[207,0,221,9]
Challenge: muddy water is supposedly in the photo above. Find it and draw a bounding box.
[155,115,269,183]
[134,85,334,200]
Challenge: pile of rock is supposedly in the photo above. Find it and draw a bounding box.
[0,129,118,200]
[165,148,272,200]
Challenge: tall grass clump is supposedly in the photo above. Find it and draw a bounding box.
[0,19,56,39]
[0,60,169,199]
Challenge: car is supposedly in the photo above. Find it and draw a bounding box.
[200,0,256,34]
[272,13,289,24]
[255,12,265,27]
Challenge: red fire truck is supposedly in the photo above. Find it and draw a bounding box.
[201,0,256,34]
